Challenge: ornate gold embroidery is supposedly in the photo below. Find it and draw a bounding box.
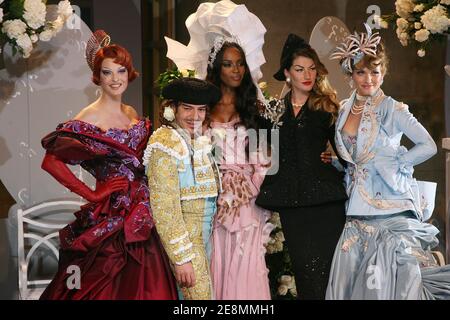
[180,184,218,200]
[341,235,359,252]
[355,93,384,164]
[358,185,415,210]
[179,199,213,300]
[147,126,189,160]
[147,149,194,265]
[353,219,376,234]
[148,147,215,300]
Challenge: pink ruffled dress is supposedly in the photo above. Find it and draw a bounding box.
[209,118,274,300]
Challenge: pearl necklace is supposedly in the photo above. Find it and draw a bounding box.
[351,90,381,115]
[292,101,306,109]
[351,103,365,115]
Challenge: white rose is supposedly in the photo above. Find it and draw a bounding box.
[400,39,408,46]
[414,4,425,12]
[23,0,47,29]
[414,22,422,29]
[265,242,276,254]
[274,231,285,243]
[269,212,282,228]
[279,275,294,287]
[39,29,54,42]
[417,49,426,57]
[415,29,430,42]
[396,18,409,31]
[58,0,74,20]
[374,15,388,29]
[0,8,3,24]
[274,240,283,252]
[289,287,297,297]
[163,106,175,121]
[258,81,268,90]
[2,19,27,39]
[421,5,450,34]
[441,0,450,5]
[17,33,33,50]
[277,284,288,296]
[52,16,65,33]
[17,33,33,58]
[395,0,415,18]
[30,34,39,43]
[22,47,32,58]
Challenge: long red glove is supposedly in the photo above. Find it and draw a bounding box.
[42,153,129,203]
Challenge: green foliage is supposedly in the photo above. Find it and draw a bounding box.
[155,67,196,99]
[7,0,25,20]
[264,212,297,300]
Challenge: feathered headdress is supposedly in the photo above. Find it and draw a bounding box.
[330,23,381,74]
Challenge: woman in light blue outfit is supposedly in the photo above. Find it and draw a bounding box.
[326,24,450,300]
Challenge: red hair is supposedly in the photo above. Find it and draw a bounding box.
[92,44,139,85]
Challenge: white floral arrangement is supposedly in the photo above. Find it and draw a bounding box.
[376,0,450,57]
[277,275,297,297]
[0,0,73,58]
[265,230,285,254]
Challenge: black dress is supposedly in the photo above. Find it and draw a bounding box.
[256,93,347,300]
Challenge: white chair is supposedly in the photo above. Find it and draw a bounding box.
[17,200,84,300]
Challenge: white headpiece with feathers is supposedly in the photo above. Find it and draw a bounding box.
[164,0,267,101]
[330,23,381,74]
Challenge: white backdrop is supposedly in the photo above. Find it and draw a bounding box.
[0,10,96,209]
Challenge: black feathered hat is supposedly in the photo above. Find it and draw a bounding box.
[162,77,221,105]
[273,34,312,81]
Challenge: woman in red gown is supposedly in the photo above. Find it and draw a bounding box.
[39,30,177,300]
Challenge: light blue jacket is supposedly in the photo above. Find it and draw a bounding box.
[334,90,437,221]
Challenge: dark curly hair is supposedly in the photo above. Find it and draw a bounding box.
[206,42,264,131]
[158,100,212,127]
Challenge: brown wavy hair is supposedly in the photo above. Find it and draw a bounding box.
[286,47,340,124]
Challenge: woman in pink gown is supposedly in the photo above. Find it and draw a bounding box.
[207,41,274,300]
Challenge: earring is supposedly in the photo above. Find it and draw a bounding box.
[286,77,291,85]
[349,78,354,89]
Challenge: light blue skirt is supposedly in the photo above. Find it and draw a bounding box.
[326,212,450,300]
